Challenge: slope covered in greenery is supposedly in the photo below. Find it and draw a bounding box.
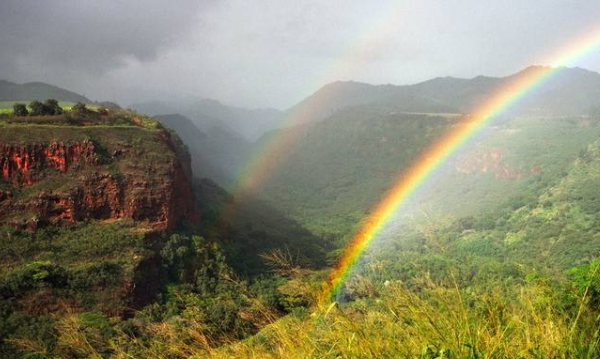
[251,107,600,245]
[0,107,332,358]
[250,109,459,239]
[0,80,92,104]
[288,66,600,125]
[20,138,600,358]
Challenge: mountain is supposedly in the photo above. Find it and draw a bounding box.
[0,109,199,332]
[286,66,600,125]
[286,80,458,124]
[199,135,600,358]
[0,80,93,103]
[154,114,248,185]
[187,99,284,141]
[249,105,600,239]
[411,65,600,115]
[6,66,600,358]
[154,114,251,185]
[132,98,285,141]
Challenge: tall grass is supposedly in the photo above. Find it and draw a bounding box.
[40,274,600,359]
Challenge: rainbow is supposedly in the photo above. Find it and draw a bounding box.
[320,31,600,303]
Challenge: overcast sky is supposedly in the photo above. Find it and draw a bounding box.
[1,0,600,109]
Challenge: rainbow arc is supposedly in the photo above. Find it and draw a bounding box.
[320,31,600,302]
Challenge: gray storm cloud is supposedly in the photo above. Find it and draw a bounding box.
[0,0,208,74]
[1,0,600,108]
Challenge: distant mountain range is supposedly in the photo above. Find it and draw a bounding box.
[0,80,92,103]
[154,114,250,185]
[133,66,600,143]
[131,99,283,141]
[7,65,600,143]
[5,65,600,188]
[288,66,600,122]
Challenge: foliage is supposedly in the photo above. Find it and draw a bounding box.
[3,110,600,358]
[71,101,88,114]
[193,178,330,276]
[251,113,600,243]
[12,103,28,117]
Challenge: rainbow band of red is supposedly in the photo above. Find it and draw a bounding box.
[321,31,600,303]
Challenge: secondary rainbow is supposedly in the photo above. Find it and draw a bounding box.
[320,29,600,303]
[229,2,411,197]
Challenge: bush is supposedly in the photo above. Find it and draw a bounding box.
[12,103,28,117]
[27,99,63,116]
[44,99,63,115]
[28,101,45,116]
[72,102,89,114]
[0,261,69,298]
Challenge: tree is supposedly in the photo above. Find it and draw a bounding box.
[29,101,45,116]
[44,99,63,115]
[72,102,88,114]
[12,103,28,117]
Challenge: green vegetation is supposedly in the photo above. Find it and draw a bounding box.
[251,109,600,248]
[194,178,330,276]
[0,101,92,115]
[251,110,458,240]
[0,213,328,358]
[0,110,331,358]
[33,134,600,358]
[4,89,600,357]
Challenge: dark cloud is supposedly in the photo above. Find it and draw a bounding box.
[0,0,209,75]
[1,0,600,108]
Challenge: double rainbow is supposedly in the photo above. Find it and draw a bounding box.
[320,31,600,303]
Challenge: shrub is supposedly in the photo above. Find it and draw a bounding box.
[72,102,88,114]
[28,101,45,116]
[44,99,63,115]
[12,103,28,117]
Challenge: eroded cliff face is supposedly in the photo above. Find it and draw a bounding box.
[0,141,99,185]
[0,133,198,232]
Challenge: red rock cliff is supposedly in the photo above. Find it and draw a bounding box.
[0,141,98,185]
[0,136,198,232]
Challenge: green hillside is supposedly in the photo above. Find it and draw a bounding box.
[250,107,600,244]
[250,109,458,238]
[0,80,92,103]
[4,73,600,358]
[287,67,600,126]
[32,132,600,359]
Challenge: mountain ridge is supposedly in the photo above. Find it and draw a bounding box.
[0,79,93,103]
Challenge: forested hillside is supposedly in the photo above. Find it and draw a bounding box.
[18,120,600,359]
[250,106,600,244]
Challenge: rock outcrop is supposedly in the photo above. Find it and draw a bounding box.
[0,135,198,232]
[0,141,99,185]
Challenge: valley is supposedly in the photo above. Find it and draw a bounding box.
[2,66,600,358]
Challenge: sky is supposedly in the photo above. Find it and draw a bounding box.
[1,0,600,109]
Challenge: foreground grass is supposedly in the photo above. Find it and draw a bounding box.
[199,283,600,358]
[40,275,600,359]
